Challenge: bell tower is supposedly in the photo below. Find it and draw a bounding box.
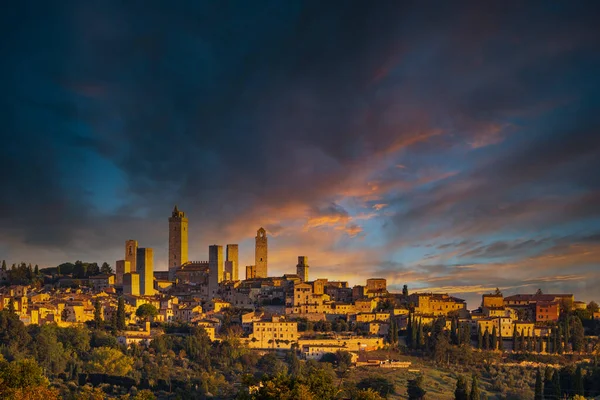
[255,227,268,278]
[168,205,188,281]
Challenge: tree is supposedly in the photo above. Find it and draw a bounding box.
[469,374,480,400]
[357,377,395,398]
[407,375,426,400]
[543,367,554,399]
[557,326,564,354]
[1,260,6,271]
[352,388,385,400]
[574,365,584,396]
[100,262,113,275]
[34,264,39,276]
[512,324,518,352]
[477,326,482,350]
[402,285,409,297]
[135,303,158,322]
[7,298,15,314]
[86,347,133,376]
[534,369,543,400]
[93,299,103,328]
[588,301,599,313]
[117,297,126,330]
[571,316,585,352]
[483,328,490,350]
[491,326,498,350]
[552,369,561,400]
[454,375,469,400]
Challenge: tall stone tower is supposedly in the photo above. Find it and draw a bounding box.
[226,244,239,281]
[168,205,188,281]
[255,228,268,278]
[296,256,309,282]
[137,247,154,296]
[208,245,224,299]
[125,240,138,273]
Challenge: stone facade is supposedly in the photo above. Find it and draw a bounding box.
[125,240,138,274]
[255,228,268,278]
[208,245,223,299]
[226,244,239,281]
[296,256,309,282]
[168,206,188,281]
[137,248,154,296]
[115,260,131,286]
[123,272,140,296]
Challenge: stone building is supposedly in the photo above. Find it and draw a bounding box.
[246,265,256,280]
[123,272,140,296]
[137,248,154,296]
[296,256,309,282]
[115,260,131,286]
[255,228,268,278]
[168,206,188,281]
[208,245,223,299]
[226,244,239,281]
[248,316,298,349]
[409,293,467,317]
[125,240,138,274]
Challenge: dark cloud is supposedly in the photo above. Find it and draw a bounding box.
[1,1,600,305]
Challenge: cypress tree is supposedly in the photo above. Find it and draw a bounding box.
[483,327,490,350]
[34,264,39,275]
[407,313,413,347]
[543,367,554,399]
[1,260,6,271]
[477,326,482,350]
[93,299,102,328]
[557,327,564,354]
[564,318,570,351]
[417,321,425,350]
[513,324,518,351]
[534,369,543,400]
[469,374,481,400]
[454,375,469,400]
[574,366,584,396]
[552,369,561,400]
[451,317,458,345]
[520,330,526,352]
[571,317,585,353]
[117,297,126,330]
[491,326,498,350]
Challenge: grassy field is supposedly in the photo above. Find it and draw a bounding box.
[341,350,518,400]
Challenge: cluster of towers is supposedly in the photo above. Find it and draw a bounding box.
[115,240,154,296]
[115,206,312,297]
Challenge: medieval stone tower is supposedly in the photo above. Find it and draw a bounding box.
[125,240,138,272]
[168,205,188,281]
[226,244,239,281]
[208,244,224,298]
[296,256,309,282]
[255,227,268,278]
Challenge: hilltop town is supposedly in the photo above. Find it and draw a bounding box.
[1,207,599,399]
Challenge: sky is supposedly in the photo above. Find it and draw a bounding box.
[1,1,600,309]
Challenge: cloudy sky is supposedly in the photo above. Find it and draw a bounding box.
[2,1,600,308]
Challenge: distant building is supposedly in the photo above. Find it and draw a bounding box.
[137,248,154,296]
[296,256,309,283]
[226,244,239,281]
[255,228,268,278]
[125,240,138,275]
[115,260,131,286]
[248,316,297,349]
[168,206,188,281]
[88,274,115,292]
[123,272,140,296]
[246,265,256,280]
[208,245,223,299]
